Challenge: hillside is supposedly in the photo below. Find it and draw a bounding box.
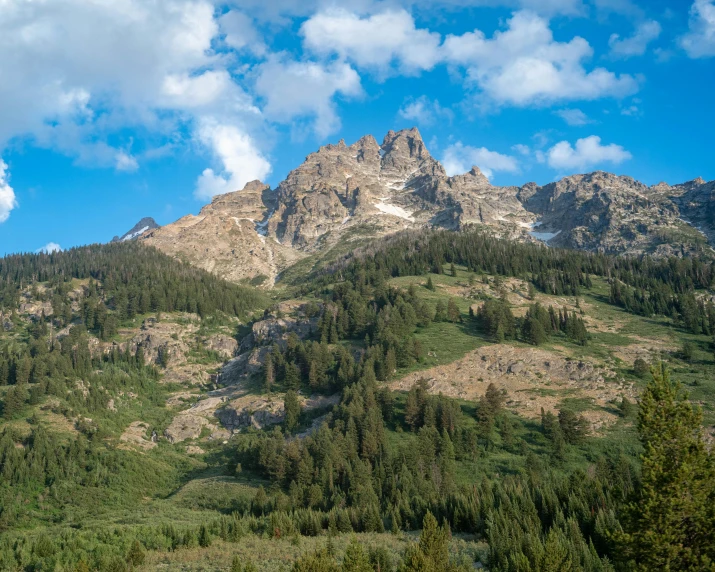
[140,128,715,286]
[1,231,714,570]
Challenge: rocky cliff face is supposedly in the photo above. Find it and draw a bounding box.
[141,127,715,285]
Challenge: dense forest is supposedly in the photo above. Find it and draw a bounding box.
[309,229,715,335]
[1,236,714,571]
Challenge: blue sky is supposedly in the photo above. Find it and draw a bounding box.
[1,0,714,255]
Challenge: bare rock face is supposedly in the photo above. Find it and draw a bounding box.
[142,180,303,287]
[141,128,715,287]
[120,421,157,450]
[215,396,286,431]
[521,171,709,255]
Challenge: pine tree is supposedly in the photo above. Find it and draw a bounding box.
[434,300,447,322]
[426,277,435,291]
[198,524,212,548]
[284,362,301,390]
[616,363,715,570]
[126,540,146,568]
[446,299,461,323]
[558,409,588,444]
[342,539,373,571]
[284,390,301,433]
[527,282,537,300]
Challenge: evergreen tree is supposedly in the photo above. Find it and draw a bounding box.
[446,299,461,323]
[284,390,301,433]
[342,539,373,571]
[198,524,212,548]
[616,363,715,570]
[126,540,145,568]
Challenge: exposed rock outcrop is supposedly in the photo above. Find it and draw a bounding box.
[140,128,715,286]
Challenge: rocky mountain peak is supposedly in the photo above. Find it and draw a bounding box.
[381,127,429,160]
[141,127,715,287]
[463,166,491,187]
[200,180,272,220]
[112,217,160,242]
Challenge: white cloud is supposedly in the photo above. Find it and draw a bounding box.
[554,108,593,126]
[398,96,453,125]
[443,11,638,106]
[115,151,139,172]
[608,20,661,58]
[219,10,266,55]
[194,119,272,200]
[36,242,62,254]
[255,57,362,138]
[231,0,586,21]
[681,0,715,58]
[442,142,519,179]
[546,135,632,171]
[0,0,269,199]
[301,9,442,76]
[0,159,17,223]
[511,143,531,156]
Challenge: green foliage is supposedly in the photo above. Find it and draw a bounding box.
[633,358,650,378]
[0,242,268,322]
[284,390,301,433]
[126,540,145,568]
[616,364,715,570]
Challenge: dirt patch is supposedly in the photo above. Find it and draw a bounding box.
[391,344,637,430]
[120,421,157,450]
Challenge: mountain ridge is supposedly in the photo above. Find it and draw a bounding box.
[138,128,715,286]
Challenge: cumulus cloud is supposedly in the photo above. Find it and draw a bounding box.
[0,159,17,223]
[609,20,661,58]
[0,0,268,201]
[511,144,531,156]
[554,108,593,126]
[219,10,266,55]
[194,119,272,200]
[301,9,442,76]
[443,11,638,106]
[36,242,63,254]
[230,0,586,21]
[546,135,632,171]
[398,96,453,125]
[255,57,362,138]
[442,142,519,179]
[680,0,715,58]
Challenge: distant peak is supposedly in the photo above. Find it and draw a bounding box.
[382,127,423,146]
[351,134,380,149]
[381,127,429,160]
[112,217,159,242]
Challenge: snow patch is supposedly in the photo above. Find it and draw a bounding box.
[379,149,386,158]
[530,230,561,243]
[374,199,415,221]
[122,226,150,241]
[255,214,271,237]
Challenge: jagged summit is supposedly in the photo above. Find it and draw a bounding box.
[112,217,159,242]
[139,128,715,286]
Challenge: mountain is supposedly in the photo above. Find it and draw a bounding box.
[141,128,715,286]
[112,216,160,242]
